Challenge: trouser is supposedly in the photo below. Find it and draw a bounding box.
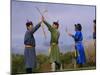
[51,62,55,71]
[51,61,61,71]
[26,68,32,73]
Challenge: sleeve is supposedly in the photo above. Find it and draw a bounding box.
[71,32,80,41]
[43,20,53,31]
[30,22,41,33]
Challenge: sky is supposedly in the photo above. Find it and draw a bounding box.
[11,0,96,55]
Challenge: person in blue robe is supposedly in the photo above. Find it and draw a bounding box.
[67,23,86,67]
[24,21,41,73]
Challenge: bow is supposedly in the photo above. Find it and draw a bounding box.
[36,7,47,39]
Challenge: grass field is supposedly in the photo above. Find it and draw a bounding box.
[11,40,96,74]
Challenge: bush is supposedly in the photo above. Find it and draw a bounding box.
[11,54,25,74]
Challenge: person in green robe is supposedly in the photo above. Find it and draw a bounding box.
[42,16,61,71]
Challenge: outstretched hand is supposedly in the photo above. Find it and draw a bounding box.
[67,32,72,36]
[65,27,72,36]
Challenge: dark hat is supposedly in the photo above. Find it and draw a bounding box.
[26,21,33,27]
[53,21,59,28]
[75,23,82,31]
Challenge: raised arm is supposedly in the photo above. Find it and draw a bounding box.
[30,22,41,33]
[42,16,53,31]
[43,20,53,31]
[67,32,80,41]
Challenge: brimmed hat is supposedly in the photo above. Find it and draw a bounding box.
[75,23,82,31]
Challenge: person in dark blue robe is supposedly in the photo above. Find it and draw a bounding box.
[67,23,86,67]
[93,19,96,63]
[93,19,96,46]
[24,21,41,73]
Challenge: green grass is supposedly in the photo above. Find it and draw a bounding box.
[11,40,96,74]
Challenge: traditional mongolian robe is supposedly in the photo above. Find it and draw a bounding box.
[93,23,96,39]
[24,22,41,69]
[43,20,60,64]
[72,31,86,64]
[93,31,96,39]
